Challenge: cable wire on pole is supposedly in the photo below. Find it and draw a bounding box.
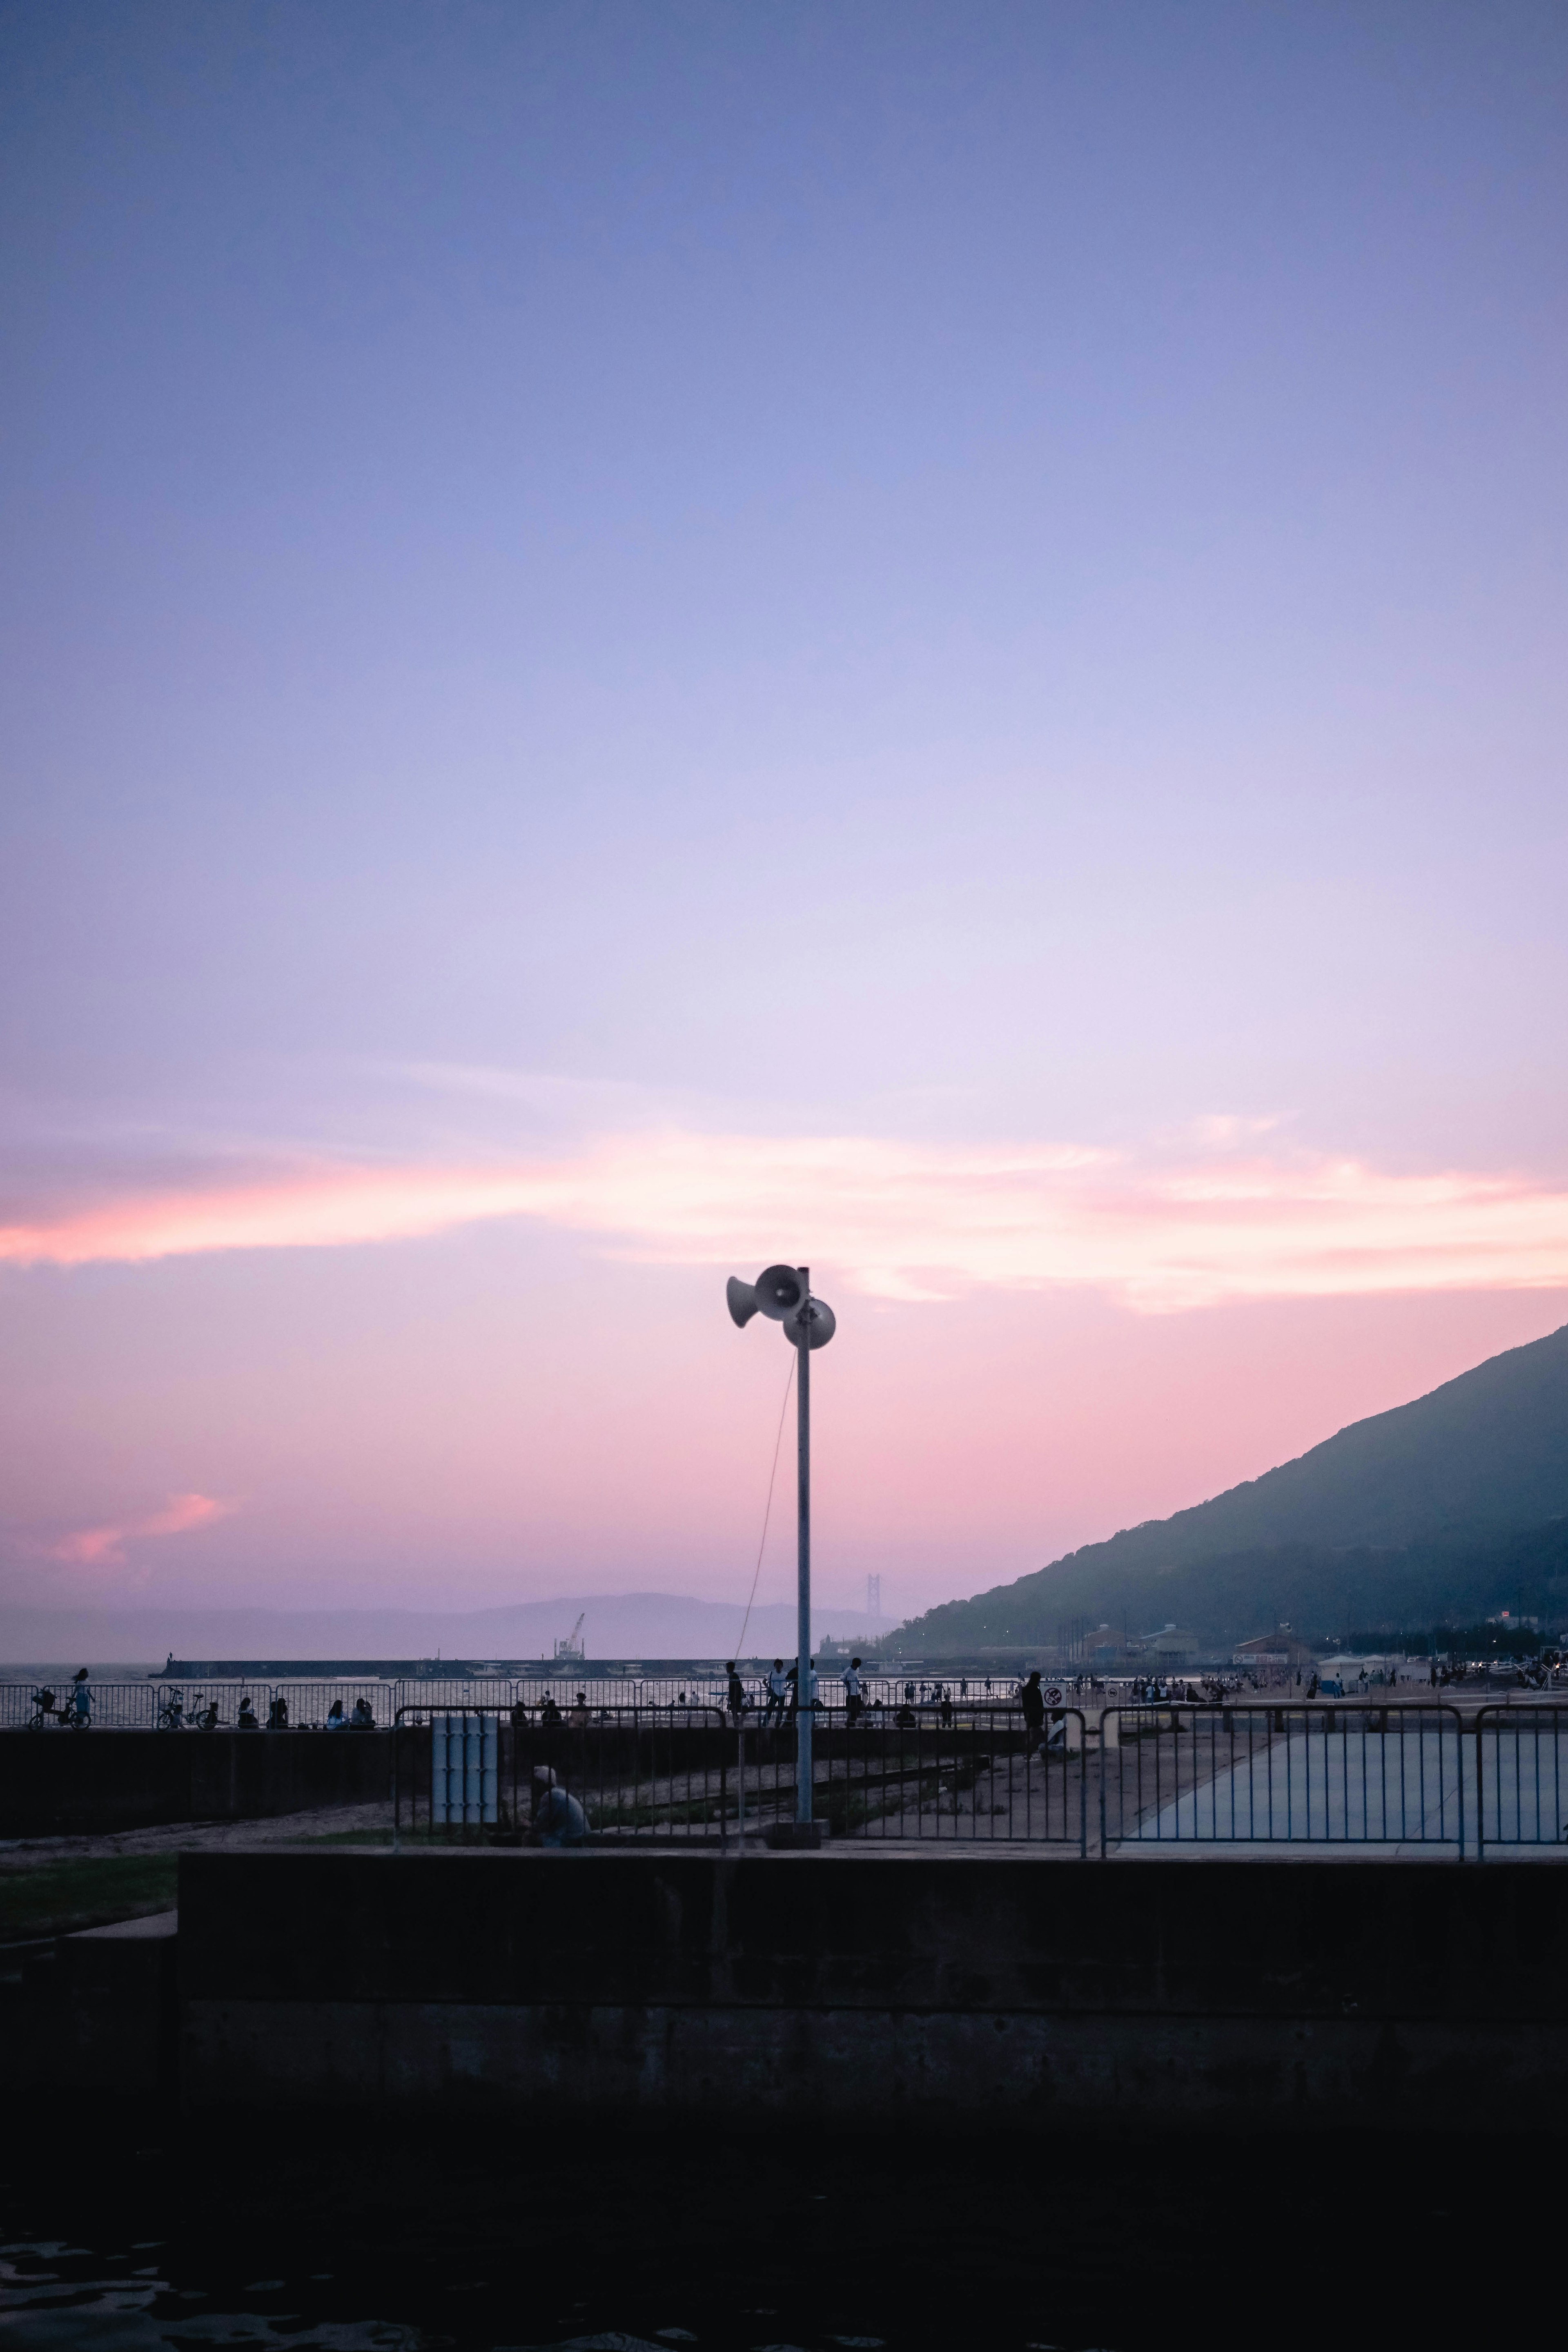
[736,1353,796,1659]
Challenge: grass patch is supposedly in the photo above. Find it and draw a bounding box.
[0,1855,179,1942]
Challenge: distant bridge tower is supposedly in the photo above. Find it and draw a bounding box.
[866,1573,882,1621]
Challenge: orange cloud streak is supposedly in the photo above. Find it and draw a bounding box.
[50,1492,236,1568]
[5,1134,1568,1312]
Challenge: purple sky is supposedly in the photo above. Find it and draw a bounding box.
[3,2,1567,1630]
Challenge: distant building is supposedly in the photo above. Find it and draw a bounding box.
[1141,1623,1198,1663]
[1232,1628,1318,1669]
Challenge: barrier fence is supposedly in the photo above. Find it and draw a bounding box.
[391,1702,1089,1852]
[1100,1704,1467,1855]
[1475,1704,1568,1855]
[11,1679,1568,1863]
[0,1674,1090,1731]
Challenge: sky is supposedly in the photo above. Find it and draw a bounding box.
[2,0,1567,1632]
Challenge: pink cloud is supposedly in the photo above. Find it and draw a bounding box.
[4,1131,1568,1311]
[51,1491,235,1568]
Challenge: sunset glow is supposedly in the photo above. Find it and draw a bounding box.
[5,1133,1568,1311]
[4,7,1567,1630]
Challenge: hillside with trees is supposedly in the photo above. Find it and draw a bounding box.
[900,1322,1568,1652]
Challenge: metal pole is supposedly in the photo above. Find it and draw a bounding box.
[796,1264,812,1826]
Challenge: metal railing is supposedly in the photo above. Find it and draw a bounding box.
[13,1679,1565,1870]
[1475,1704,1568,1855]
[1,1680,413,1732]
[0,1673,1065,1730]
[392,1704,736,1849]
[1101,1703,1467,1856]
[389,1702,1087,1853]
[735,1704,1088,1851]
[0,1681,158,1730]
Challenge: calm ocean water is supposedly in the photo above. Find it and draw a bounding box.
[0,2121,1535,2351]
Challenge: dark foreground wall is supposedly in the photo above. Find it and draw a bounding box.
[0,1731,392,1835]
[179,1849,1568,2130]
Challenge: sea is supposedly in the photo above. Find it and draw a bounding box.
[0,2118,1541,2351]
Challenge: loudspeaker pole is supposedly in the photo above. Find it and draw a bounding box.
[724,1260,834,1848]
[795,1264,812,1826]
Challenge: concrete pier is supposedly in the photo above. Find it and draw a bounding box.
[176,1847,1568,2130]
[0,1730,393,1837]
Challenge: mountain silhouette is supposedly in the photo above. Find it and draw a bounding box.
[901,1321,1568,1650]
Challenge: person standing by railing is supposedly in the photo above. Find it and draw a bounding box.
[726,1662,747,1724]
[762,1659,788,1728]
[67,1669,92,1729]
[843,1656,865,1729]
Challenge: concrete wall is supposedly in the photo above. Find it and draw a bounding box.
[2,1912,179,2098]
[0,1731,392,1836]
[178,1848,1568,2130]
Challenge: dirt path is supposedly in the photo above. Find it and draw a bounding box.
[0,1797,395,1875]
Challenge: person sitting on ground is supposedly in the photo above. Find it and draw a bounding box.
[350,1696,375,1730]
[540,1695,562,1726]
[894,1702,918,1729]
[510,1698,531,1729]
[325,1697,347,1730]
[236,1695,261,1731]
[530,1766,588,1847]
[267,1694,289,1730]
[568,1691,590,1729]
[194,1699,220,1731]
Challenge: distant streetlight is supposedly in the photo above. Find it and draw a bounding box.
[727,1264,836,1842]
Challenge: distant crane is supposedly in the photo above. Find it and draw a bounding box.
[553,1612,586,1663]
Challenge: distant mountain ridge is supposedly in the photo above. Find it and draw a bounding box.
[901,1322,1568,1651]
[0,1592,891,1667]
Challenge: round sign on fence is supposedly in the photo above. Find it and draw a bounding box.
[1045,1686,1062,1705]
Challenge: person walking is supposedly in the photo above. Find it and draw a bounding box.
[1020,1669,1047,1760]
